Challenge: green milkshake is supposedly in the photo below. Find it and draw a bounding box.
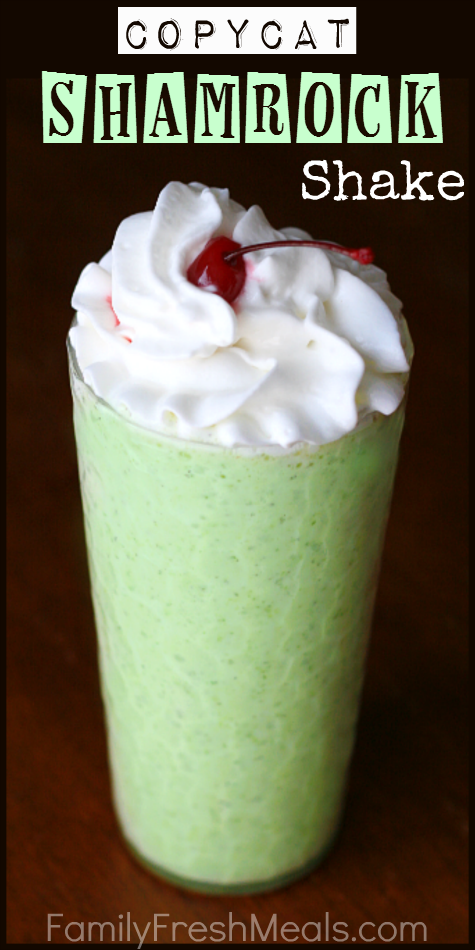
[69,182,412,892]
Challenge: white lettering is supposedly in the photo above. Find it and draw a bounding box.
[360,921,376,942]
[370,170,400,199]
[250,914,277,941]
[229,912,246,941]
[47,914,63,940]
[303,159,330,200]
[400,160,434,200]
[333,921,350,941]
[438,170,464,200]
[88,921,115,941]
[65,921,85,942]
[189,921,207,942]
[132,919,151,949]
[281,920,300,941]
[378,921,398,942]
[154,914,169,939]
[209,920,226,942]
[333,159,367,200]
[302,920,322,942]
[400,922,428,941]
[172,921,188,940]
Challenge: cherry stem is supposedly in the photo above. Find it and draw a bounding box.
[223,240,374,266]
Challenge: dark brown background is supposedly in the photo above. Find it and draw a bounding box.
[7,68,468,945]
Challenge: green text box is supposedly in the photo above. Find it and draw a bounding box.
[42,72,87,143]
[195,75,240,143]
[297,73,342,143]
[398,73,443,143]
[347,75,392,143]
[144,73,188,143]
[94,75,137,143]
[245,72,291,143]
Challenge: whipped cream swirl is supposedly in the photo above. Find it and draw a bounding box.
[70,182,412,448]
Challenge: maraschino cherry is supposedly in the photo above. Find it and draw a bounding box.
[186,237,246,304]
[187,236,374,305]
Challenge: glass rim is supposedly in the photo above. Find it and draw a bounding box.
[67,316,404,457]
[68,321,311,456]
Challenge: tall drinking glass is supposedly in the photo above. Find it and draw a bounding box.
[69,332,406,894]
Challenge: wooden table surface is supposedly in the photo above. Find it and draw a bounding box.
[7,78,468,944]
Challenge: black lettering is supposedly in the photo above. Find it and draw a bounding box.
[261,21,282,50]
[227,19,248,48]
[305,82,334,137]
[405,82,436,138]
[253,84,283,135]
[195,20,215,49]
[100,84,131,141]
[158,19,181,49]
[126,19,146,50]
[149,84,180,137]
[295,20,317,50]
[200,83,234,138]
[328,18,349,48]
[49,80,74,136]
[355,85,381,137]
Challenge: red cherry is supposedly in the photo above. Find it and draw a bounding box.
[187,236,374,304]
[186,236,246,304]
